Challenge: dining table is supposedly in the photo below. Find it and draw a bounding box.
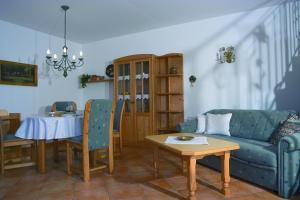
[15,114,83,173]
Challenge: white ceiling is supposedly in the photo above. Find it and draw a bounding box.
[0,0,283,44]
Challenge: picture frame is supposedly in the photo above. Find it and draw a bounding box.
[0,60,38,86]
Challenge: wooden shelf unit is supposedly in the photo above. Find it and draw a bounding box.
[113,53,184,144]
[155,54,184,134]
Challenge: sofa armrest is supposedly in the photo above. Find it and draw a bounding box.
[277,132,300,198]
[176,118,197,133]
[278,132,300,151]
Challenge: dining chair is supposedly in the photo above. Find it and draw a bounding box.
[113,99,125,155]
[51,101,77,162]
[0,119,36,174]
[66,99,114,182]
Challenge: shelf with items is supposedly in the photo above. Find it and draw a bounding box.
[87,78,114,83]
[156,92,183,96]
[157,111,183,113]
[155,54,184,134]
[80,74,114,88]
[156,74,183,77]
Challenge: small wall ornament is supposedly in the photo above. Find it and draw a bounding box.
[189,75,196,87]
[216,46,235,64]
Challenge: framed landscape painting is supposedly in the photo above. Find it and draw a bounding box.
[0,60,38,86]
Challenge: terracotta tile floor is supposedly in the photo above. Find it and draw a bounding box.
[0,144,299,200]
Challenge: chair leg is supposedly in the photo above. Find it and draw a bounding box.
[82,146,90,182]
[119,135,122,154]
[108,145,114,174]
[30,142,36,163]
[66,142,72,175]
[53,139,59,162]
[0,145,4,175]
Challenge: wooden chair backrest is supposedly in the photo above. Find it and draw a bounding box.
[82,99,115,151]
[113,99,125,132]
[0,120,10,137]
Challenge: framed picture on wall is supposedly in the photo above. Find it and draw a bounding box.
[0,60,38,86]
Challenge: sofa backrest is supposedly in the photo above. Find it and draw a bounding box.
[207,109,292,142]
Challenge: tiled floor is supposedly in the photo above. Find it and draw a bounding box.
[0,144,299,200]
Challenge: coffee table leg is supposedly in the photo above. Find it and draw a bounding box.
[187,156,197,199]
[38,140,46,173]
[221,151,230,196]
[153,146,159,178]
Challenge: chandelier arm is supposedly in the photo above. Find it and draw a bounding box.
[46,59,55,66]
[53,58,64,70]
[77,60,84,67]
[66,59,75,70]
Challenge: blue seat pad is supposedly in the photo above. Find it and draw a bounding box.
[3,134,23,141]
[67,135,82,143]
[205,134,277,168]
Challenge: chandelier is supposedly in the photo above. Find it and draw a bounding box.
[46,5,84,78]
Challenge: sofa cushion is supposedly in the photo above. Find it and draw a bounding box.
[269,114,300,144]
[206,135,277,168]
[207,109,291,142]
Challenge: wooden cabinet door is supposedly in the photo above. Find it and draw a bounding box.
[115,61,136,145]
[133,59,153,142]
[114,55,155,145]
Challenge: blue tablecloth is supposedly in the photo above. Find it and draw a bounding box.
[16,115,83,140]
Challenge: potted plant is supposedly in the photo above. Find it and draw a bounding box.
[80,74,91,88]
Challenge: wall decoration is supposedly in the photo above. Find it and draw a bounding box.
[189,75,196,87]
[0,60,38,86]
[105,64,114,77]
[216,46,235,64]
[80,74,91,88]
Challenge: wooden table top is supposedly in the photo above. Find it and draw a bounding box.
[145,133,240,156]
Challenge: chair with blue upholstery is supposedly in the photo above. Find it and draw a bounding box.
[0,118,36,174]
[113,99,125,154]
[66,99,114,182]
[51,101,77,162]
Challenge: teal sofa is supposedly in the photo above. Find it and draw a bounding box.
[176,109,300,198]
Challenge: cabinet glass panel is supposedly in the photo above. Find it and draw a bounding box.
[136,97,142,112]
[136,62,142,75]
[118,64,123,76]
[144,98,149,112]
[125,63,130,76]
[143,61,149,74]
[118,80,123,95]
[125,99,130,112]
[143,78,149,95]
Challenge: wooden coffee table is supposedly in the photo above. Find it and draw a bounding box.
[145,133,240,199]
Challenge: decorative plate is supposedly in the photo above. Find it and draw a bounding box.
[176,136,194,141]
[105,64,114,78]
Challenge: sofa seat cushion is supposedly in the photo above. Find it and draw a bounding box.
[205,135,277,168]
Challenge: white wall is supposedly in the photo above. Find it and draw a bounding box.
[83,2,299,118]
[0,20,85,119]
